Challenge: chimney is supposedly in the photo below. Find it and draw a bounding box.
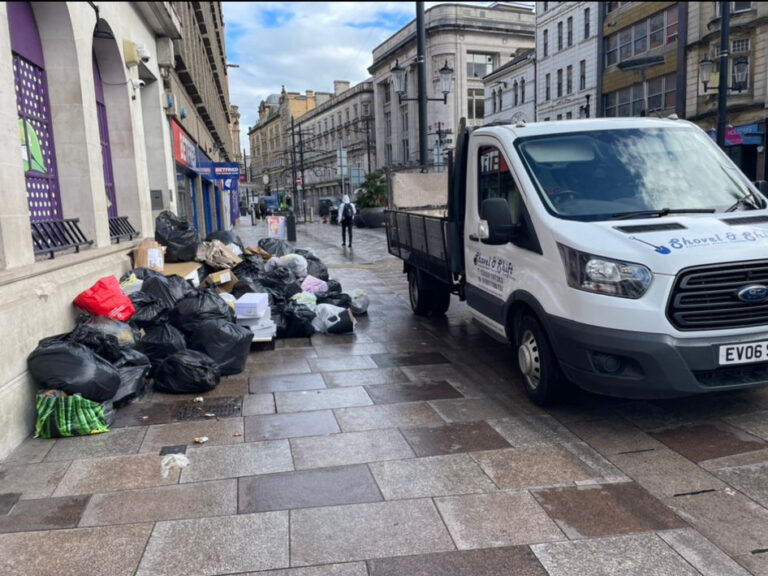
[305,90,314,98]
[333,80,351,95]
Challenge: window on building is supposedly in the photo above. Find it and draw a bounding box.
[664,72,677,108]
[521,78,526,103]
[619,28,632,61]
[498,88,504,110]
[402,110,409,163]
[345,108,350,122]
[634,21,648,54]
[606,7,679,67]
[567,17,573,47]
[557,69,563,97]
[478,146,520,224]
[716,2,752,15]
[584,7,591,39]
[545,73,551,100]
[566,111,573,119]
[492,90,497,114]
[93,55,116,218]
[604,73,677,117]
[353,104,358,118]
[383,82,391,104]
[580,60,586,90]
[666,6,678,43]
[649,12,664,49]
[385,112,391,137]
[543,29,549,57]
[606,1,628,14]
[556,114,563,120]
[648,76,663,111]
[467,53,494,78]
[468,88,485,120]
[606,35,618,66]
[544,117,551,121]
[566,66,573,94]
[513,81,519,106]
[557,21,563,51]
[542,1,548,11]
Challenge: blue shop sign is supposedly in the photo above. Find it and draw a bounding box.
[708,123,764,147]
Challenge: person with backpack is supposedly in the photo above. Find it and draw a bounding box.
[340,194,356,248]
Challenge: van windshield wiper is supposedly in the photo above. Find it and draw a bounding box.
[725,196,759,212]
[610,208,716,220]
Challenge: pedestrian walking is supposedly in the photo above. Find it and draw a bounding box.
[340,194,356,248]
[259,201,267,221]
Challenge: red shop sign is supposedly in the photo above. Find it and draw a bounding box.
[172,120,197,169]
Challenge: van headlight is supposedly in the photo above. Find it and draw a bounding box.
[558,244,652,299]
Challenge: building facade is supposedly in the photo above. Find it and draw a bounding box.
[295,80,376,213]
[536,1,599,121]
[685,1,766,180]
[484,48,536,123]
[369,3,535,169]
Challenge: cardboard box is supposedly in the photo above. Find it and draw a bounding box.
[132,240,165,271]
[235,293,269,318]
[163,261,202,288]
[201,269,238,294]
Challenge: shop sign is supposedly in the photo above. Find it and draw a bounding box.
[172,120,197,169]
[708,123,764,147]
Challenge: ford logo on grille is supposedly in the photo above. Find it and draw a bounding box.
[737,285,768,303]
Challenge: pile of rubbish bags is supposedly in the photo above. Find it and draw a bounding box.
[26,211,370,438]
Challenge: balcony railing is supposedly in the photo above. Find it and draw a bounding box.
[109,216,139,243]
[31,218,93,259]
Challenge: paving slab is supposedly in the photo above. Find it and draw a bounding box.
[472,446,600,489]
[139,418,244,453]
[0,492,20,514]
[714,461,768,507]
[0,523,152,576]
[723,410,768,441]
[53,453,179,496]
[611,401,686,431]
[699,447,768,471]
[401,422,511,457]
[150,377,249,404]
[246,564,367,576]
[311,333,374,346]
[247,348,319,365]
[370,453,496,499]
[371,352,450,368]
[250,373,326,393]
[666,489,768,556]
[563,417,664,455]
[532,482,685,539]
[239,465,382,512]
[245,410,340,441]
[276,338,313,349]
[243,393,276,416]
[80,479,236,526]
[367,546,548,576]
[246,357,312,377]
[180,440,293,482]
[736,552,768,576]
[658,528,753,576]
[364,381,463,404]
[111,401,180,428]
[434,491,563,549]
[429,398,517,423]
[322,367,411,387]
[313,343,389,357]
[1,437,53,464]
[291,429,414,469]
[334,402,445,432]
[488,415,581,448]
[290,499,455,566]
[0,461,71,499]
[531,533,699,576]
[136,512,289,576]
[275,387,372,412]
[0,495,89,533]
[308,355,378,373]
[43,427,147,462]
[649,422,766,463]
[401,363,473,383]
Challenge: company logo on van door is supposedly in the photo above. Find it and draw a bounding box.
[473,252,514,295]
[738,285,768,303]
[634,229,768,254]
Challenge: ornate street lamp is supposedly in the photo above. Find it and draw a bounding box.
[733,56,749,92]
[699,57,714,91]
[438,60,454,103]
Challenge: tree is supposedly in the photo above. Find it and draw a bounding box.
[355,171,387,209]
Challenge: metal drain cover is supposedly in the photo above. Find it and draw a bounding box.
[176,396,243,421]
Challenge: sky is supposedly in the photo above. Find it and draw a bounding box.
[223,1,495,155]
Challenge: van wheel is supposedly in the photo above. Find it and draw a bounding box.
[516,314,567,405]
[408,271,432,316]
[430,287,451,316]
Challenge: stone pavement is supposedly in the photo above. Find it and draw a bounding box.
[3,218,768,575]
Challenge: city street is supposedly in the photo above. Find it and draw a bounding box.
[2,218,768,575]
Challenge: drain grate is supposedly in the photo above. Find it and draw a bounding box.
[176,396,243,421]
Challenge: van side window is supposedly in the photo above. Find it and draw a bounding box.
[478,146,520,224]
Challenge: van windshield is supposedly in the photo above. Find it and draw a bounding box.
[515,127,761,221]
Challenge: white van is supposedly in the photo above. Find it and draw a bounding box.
[386,117,768,404]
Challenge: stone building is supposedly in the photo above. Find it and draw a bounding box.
[295,80,376,214]
[369,2,535,169]
[536,1,599,121]
[685,1,766,180]
[484,48,536,124]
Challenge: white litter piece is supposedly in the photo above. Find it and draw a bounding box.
[193,397,204,403]
[161,454,189,478]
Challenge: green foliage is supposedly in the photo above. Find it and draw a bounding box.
[355,171,387,209]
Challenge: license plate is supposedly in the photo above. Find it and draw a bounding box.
[719,341,768,365]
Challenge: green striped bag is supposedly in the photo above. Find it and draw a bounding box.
[34,391,110,439]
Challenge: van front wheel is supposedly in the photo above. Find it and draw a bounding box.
[516,314,567,405]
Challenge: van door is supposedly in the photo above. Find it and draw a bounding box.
[464,139,530,336]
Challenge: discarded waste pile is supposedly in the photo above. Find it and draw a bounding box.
[26,210,369,438]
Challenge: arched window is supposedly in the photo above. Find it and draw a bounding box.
[513,81,519,106]
[93,54,117,217]
[521,78,526,104]
[8,1,61,222]
[492,91,497,113]
[497,88,503,111]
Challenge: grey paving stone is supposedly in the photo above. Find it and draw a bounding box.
[401,422,511,457]
[0,495,89,533]
[275,387,372,412]
[658,528,753,576]
[308,355,378,373]
[180,440,293,482]
[649,422,766,463]
[666,489,768,556]
[736,552,768,576]
[246,357,312,377]
[53,453,179,496]
[0,492,20,514]
[250,373,326,394]
[245,411,340,441]
[245,564,367,576]
[0,461,71,499]
[371,352,450,368]
[367,547,549,576]
[313,343,389,357]
[724,410,768,441]
[700,448,768,471]
[472,446,601,489]
[435,491,563,549]
[239,465,382,512]
[715,461,768,507]
[139,418,244,453]
[290,499,454,566]
[401,363,472,383]
[111,401,179,428]
[489,415,582,448]
[247,348,319,365]
[429,398,517,423]
[43,427,147,462]
[276,338,313,349]
[365,381,463,405]
[1,437,53,464]
[79,479,237,526]
[612,401,686,431]
[610,448,725,498]
[150,377,249,404]
[136,512,289,575]
[370,454,496,499]
[322,367,411,387]
[243,393,276,416]
[311,332,374,346]
[563,417,664,455]
[291,429,414,469]
[531,533,698,576]
[0,523,152,576]
[334,402,445,432]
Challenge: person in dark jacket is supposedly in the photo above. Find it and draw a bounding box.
[340,194,356,247]
[259,201,267,220]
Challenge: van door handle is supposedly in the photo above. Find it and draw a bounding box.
[468,234,479,242]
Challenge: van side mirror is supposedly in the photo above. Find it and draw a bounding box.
[480,198,518,245]
[754,180,768,196]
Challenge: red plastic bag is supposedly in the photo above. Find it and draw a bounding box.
[74,276,135,322]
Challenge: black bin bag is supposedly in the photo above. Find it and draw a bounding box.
[206,230,245,252]
[170,288,234,334]
[155,210,201,262]
[137,324,186,368]
[112,348,151,406]
[283,301,317,338]
[142,275,193,308]
[294,249,329,281]
[27,341,120,402]
[153,350,221,394]
[189,319,252,376]
[258,237,293,257]
[129,292,171,327]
